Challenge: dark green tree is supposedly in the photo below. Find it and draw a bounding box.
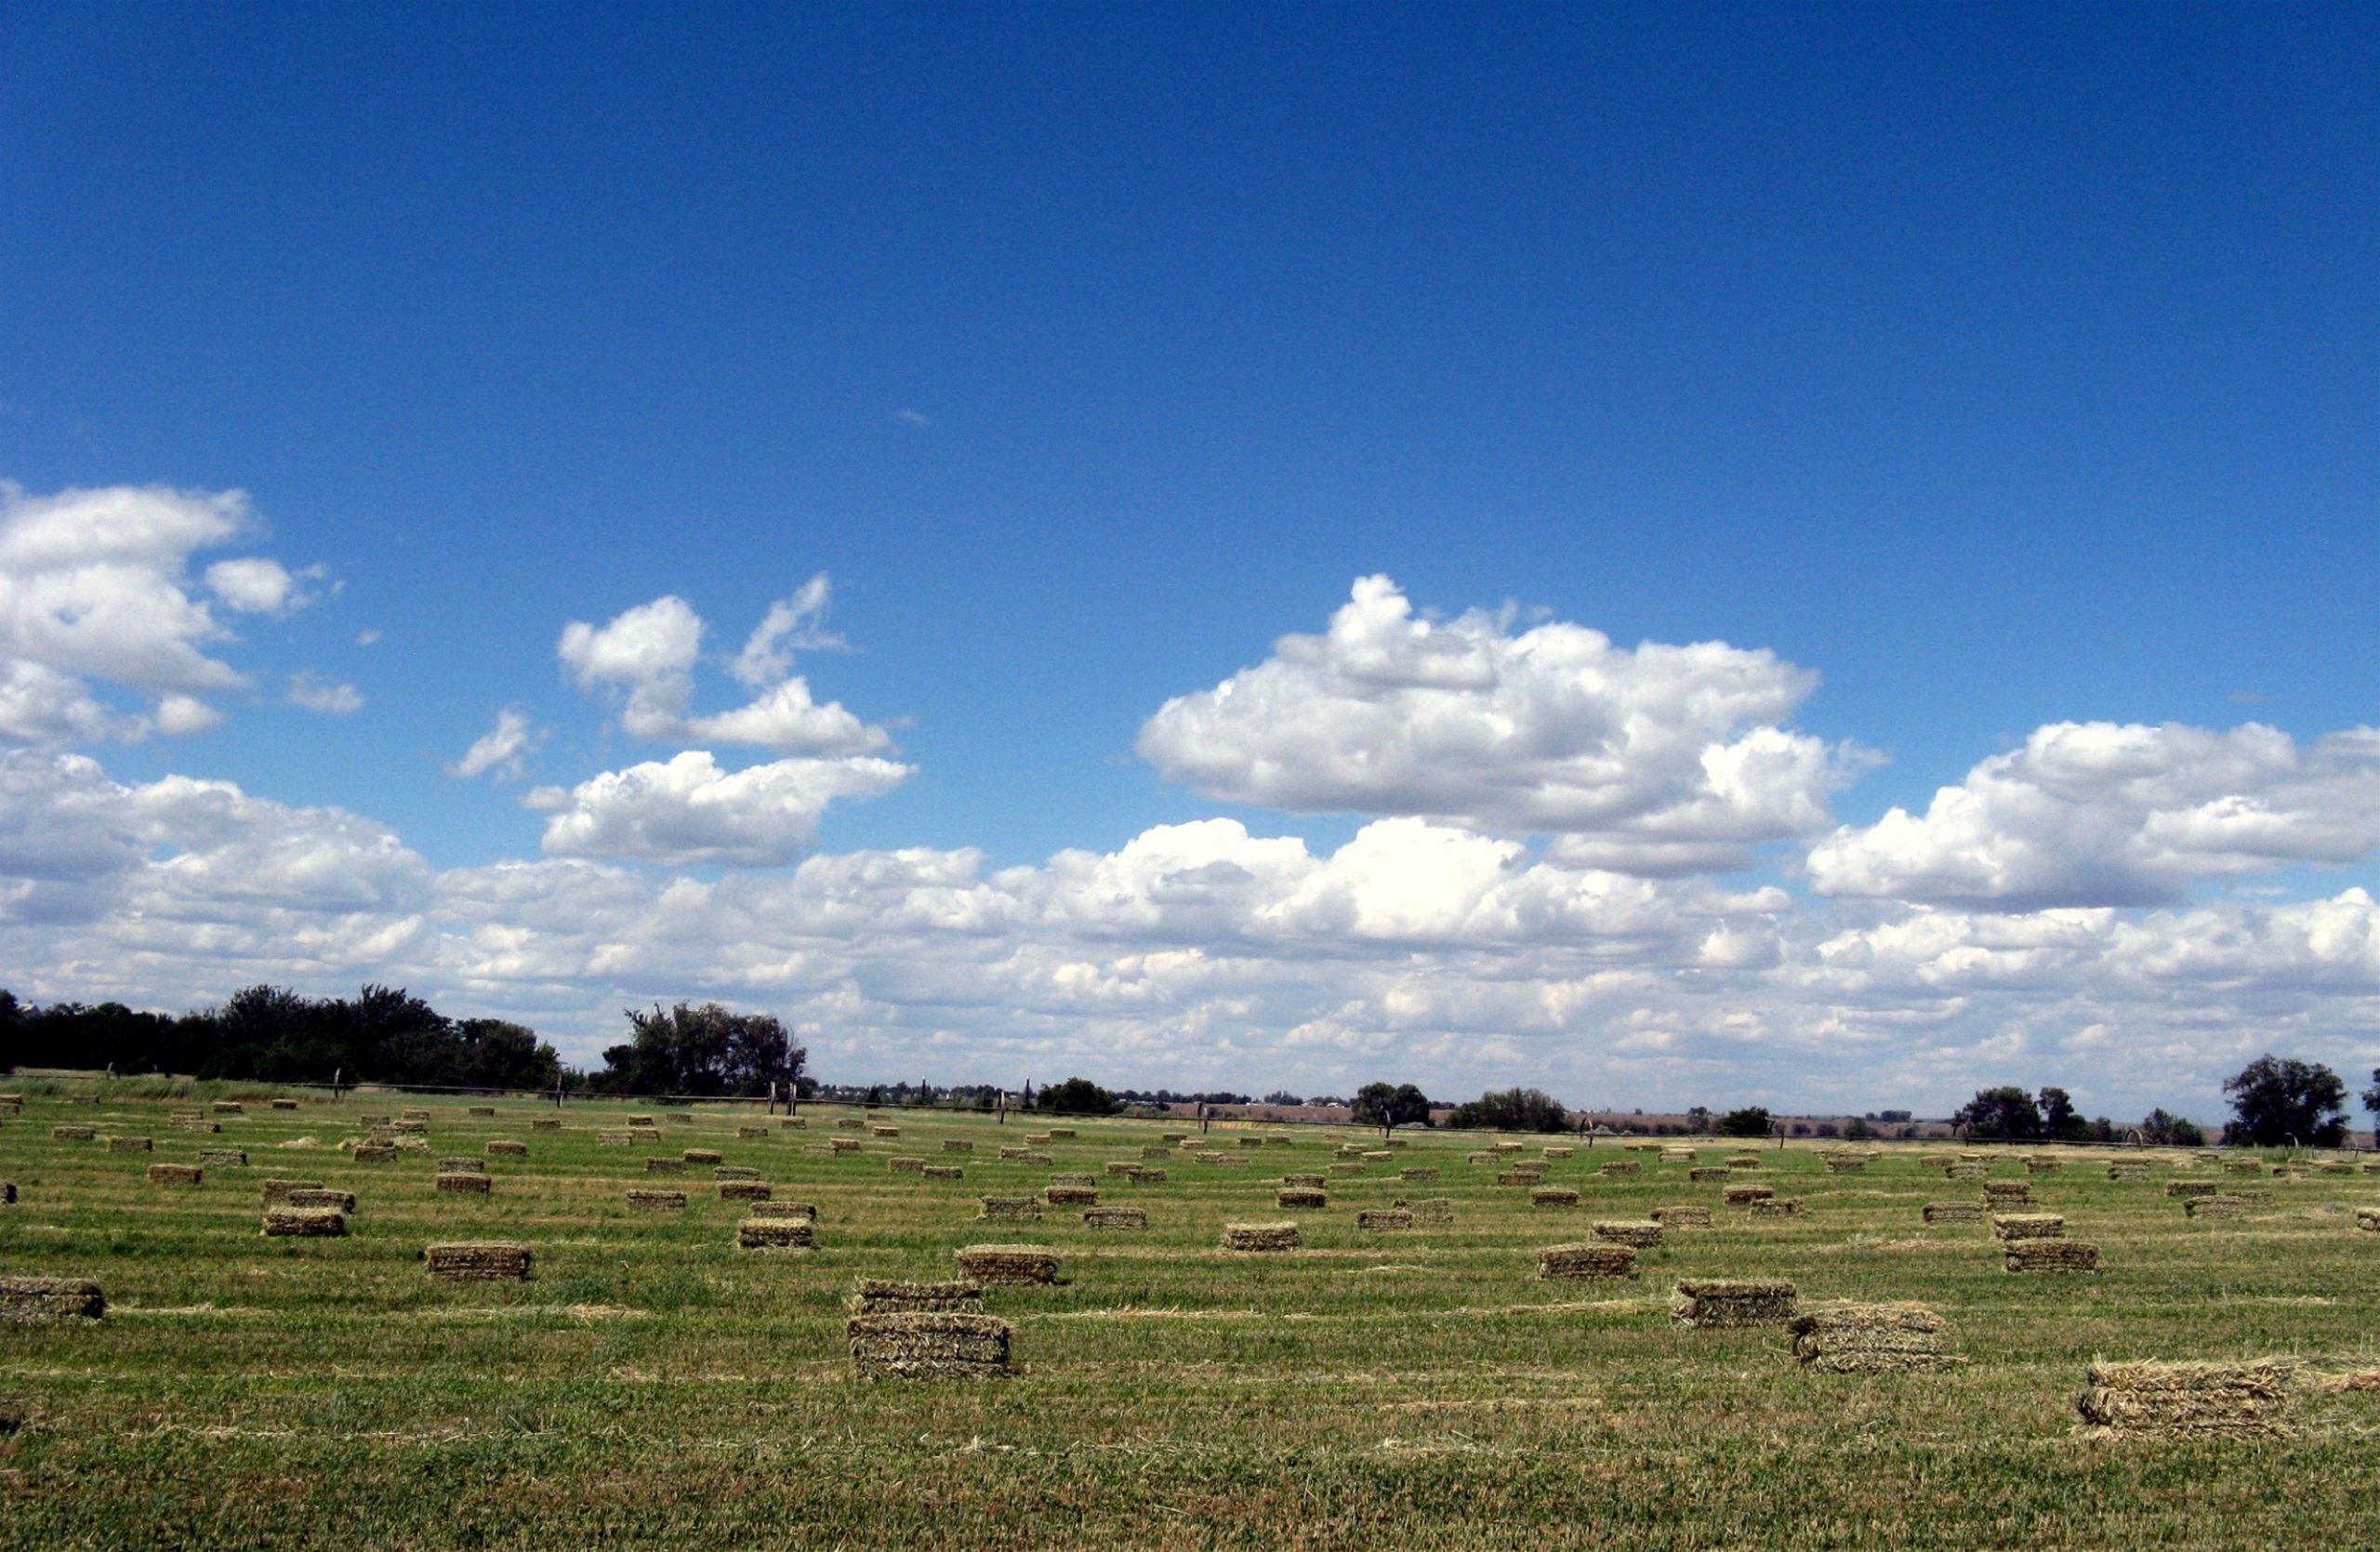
[1443,1087,1568,1133]
[2139,1108,2205,1147]
[1037,1076,1120,1116]
[598,1002,804,1097]
[2221,1055,2347,1147]
[1954,1086,2043,1142]
[1351,1081,1432,1133]
[2038,1086,2085,1141]
[1714,1106,1772,1138]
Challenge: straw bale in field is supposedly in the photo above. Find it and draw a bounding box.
[1531,1186,1581,1207]
[262,1178,324,1203]
[1467,1151,1498,1164]
[1050,1173,1096,1187]
[146,1163,202,1186]
[2004,1239,2098,1273]
[1539,1243,1636,1280]
[871,1127,900,1139]
[0,1277,106,1320]
[645,1158,688,1174]
[1398,1167,1441,1182]
[402,1109,432,1122]
[890,1157,927,1174]
[720,1182,772,1202]
[922,1165,964,1180]
[107,1136,153,1152]
[1268,1136,1294,1147]
[801,1143,835,1157]
[286,1189,355,1212]
[1496,1142,1528,1154]
[716,1165,761,1182]
[424,1242,533,1280]
[1497,1171,1544,1187]
[779,1117,807,1129]
[1045,1186,1098,1206]
[625,1114,656,1126]
[750,1200,815,1220]
[1824,1157,1866,1175]
[1688,1167,1731,1183]
[945,1140,975,1154]
[831,1139,864,1154]
[1404,1198,1454,1225]
[1661,1149,1696,1164]
[628,1189,687,1213]
[211,1102,244,1115]
[199,1149,247,1169]
[173,1119,220,1134]
[52,1126,96,1141]
[1046,1129,1076,1140]
[353,1146,401,1163]
[1983,1181,2030,1205]
[1016,1150,1054,1166]
[1726,1156,1764,1169]
[1750,1198,1803,1218]
[1652,1206,1712,1228]
[2106,1161,2148,1181]
[1789,1303,1957,1373]
[1944,1162,1988,1181]
[1357,1208,1414,1231]
[737,1218,813,1250]
[1362,1149,1394,1162]
[1142,1146,1171,1161]
[1329,1163,1366,1177]
[1923,1201,1984,1224]
[1277,1187,1328,1209]
[1593,1219,1662,1248]
[979,1196,1042,1222]
[683,1148,723,1165]
[2078,1359,2294,1439]
[1237,1136,1266,1148]
[2223,1160,2264,1176]
[837,1117,865,1130]
[436,1173,491,1195]
[848,1312,1013,1380]
[271,1099,299,1110]
[393,1121,429,1135]
[1222,1222,1301,1252]
[1624,1143,1662,1153]
[440,1157,487,1175]
[2166,1180,2223,1200]
[2026,1157,2064,1174]
[1991,1214,2064,1240]
[1083,1207,1147,1230]
[1133,1168,1167,1184]
[1104,1161,1142,1177]
[598,1131,631,1147]
[1671,1279,1797,1327]
[2352,1207,2377,1233]
[533,1118,561,1131]
[848,1279,985,1315]
[1723,1184,1775,1205]
[2185,1194,2263,1220]
[668,1113,694,1125]
[360,1114,391,1126]
[737,1125,768,1140]
[1601,1161,1639,1178]
[486,1141,527,1158]
[469,1106,496,1118]
[1542,1147,1574,1160]
[957,1244,1064,1284]
[1161,1133,1185,1143]
[262,1207,345,1237]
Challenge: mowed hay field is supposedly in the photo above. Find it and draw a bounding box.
[4,1099,2379,1549]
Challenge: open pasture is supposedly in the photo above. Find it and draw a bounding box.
[3,1096,2377,1548]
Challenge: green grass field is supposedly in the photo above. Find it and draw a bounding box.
[3,1094,2376,1549]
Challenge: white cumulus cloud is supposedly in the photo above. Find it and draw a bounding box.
[286,673,364,715]
[1807,722,2380,909]
[533,749,912,867]
[205,557,324,617]
[1137,575,1857,874]
[447,707,544,781]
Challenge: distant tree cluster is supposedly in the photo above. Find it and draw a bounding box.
[1032,1076,1122,1116]
[1443,1087,1568,1133]
[589,1002,806,1098]
[2221,1055,2348,1147]
[1351,1081,1432,1132]
[0,985,564,1091]
[1714,1106,1773,1138]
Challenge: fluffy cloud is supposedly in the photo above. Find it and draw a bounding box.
[447,707,544,781]
[0,482,335,746]
[1807,722,2380,909]
[205,557,324,617]
[1138,575,1855,873]
[558,590,891,756]
[531,749,912,867]
[286,673,364,714]
[2,746,2373,1119]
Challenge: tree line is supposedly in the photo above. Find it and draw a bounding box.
[0,987,807,1099]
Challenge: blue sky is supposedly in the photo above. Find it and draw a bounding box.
[1,5,2373,1118]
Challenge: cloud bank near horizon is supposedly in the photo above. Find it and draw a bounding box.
[1,492,2373,1119]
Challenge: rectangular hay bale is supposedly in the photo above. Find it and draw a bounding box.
[423,1241,533,1280]
[1538,1242,1636,1280]
[1672,1278,1798,1327]
[847,1312,1012,1380]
